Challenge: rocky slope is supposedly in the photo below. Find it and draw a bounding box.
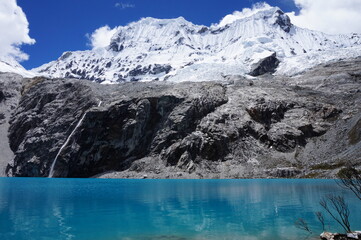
[33,4,361,83]
[4,58,361,178]
[0,73,23,176]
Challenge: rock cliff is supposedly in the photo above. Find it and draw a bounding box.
[0,73,23,176]
[3,58,361,178]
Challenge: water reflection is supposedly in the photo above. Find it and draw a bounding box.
[0,178,360,240]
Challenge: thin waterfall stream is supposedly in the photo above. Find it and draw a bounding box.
[48,101,102,178]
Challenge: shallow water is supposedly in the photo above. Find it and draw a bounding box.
[0,178,360,240]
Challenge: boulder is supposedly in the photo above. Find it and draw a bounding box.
[249,52,280,76]
[320,231,361,240]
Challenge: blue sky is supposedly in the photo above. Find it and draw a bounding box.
[17,0,299,69]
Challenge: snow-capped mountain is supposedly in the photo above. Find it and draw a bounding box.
[0,57,35,78]
[33,5,361,83]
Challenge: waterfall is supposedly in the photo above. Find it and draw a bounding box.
[48,100,102,178]
[48,112,88,178]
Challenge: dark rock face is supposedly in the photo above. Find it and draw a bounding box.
[0,90,6,102]
[211,25,230,34]
[7,80,227,177]
[274,10,292,33]
[4,58,361,178]
[61,91,227,177]
[249,53,280,76]
[8,78,97,177]
[151,64,172,75]
[246,99,293,129]
[128,64,172,79]
[245,99,335,152]
[198,27,208,34]
[109,36,124,52]
[59,52,73,61]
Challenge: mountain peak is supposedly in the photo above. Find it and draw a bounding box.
[33,4,361,83]
[216,5,292,33]
[135,16,190,26]
[216,3,276,26]
[273,9,292,33]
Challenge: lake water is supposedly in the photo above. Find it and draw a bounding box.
[0,178,360,240]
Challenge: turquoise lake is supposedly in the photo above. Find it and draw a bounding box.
[0,178,360,240]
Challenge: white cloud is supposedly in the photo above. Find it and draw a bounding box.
[288,0,361,34]
[87,25,119,49]
[0,0,35,62]
[216,2,272,27]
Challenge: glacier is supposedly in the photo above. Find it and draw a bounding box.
[5,4,361,82]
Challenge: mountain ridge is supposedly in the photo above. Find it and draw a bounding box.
[0,57,35,78]
[31,5,361,83]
